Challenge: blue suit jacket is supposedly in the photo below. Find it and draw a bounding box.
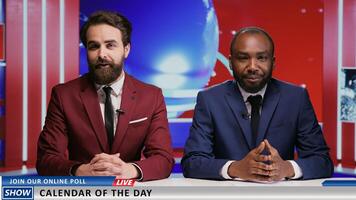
[182,79,333,180]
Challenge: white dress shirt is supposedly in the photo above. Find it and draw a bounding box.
[96,72,125,135]
[95,72,143,180]
[220,82,303,180]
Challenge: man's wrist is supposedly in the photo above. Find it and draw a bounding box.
[69,164,82,176]
[287,160,303,179]
[227,161,240,178]
[283,160,295,178]
[221,161,234,179]
[130,163,143,180]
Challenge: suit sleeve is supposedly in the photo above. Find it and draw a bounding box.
[181,92,229,180]
[133,88,175,181]
[36,86,81,175]
[295,89,334,179]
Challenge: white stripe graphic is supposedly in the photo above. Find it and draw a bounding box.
[59,0,65,83]
[41,0,47,127]
[336,0,343,160]
[22,0,28,162]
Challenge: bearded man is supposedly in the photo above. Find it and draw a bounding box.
[182,27,333,182]
[36,11,174,181]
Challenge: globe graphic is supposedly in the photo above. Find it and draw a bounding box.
[80,0,219,118]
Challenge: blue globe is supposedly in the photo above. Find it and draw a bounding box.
[80,0,219,117]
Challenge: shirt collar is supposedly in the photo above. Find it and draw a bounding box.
[236,81,267,103]
[95,71,125,96]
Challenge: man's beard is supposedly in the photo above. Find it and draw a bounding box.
[233,69,272,93]
[88,58,123,85]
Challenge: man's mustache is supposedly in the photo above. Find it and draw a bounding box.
[94,60,112,68]
[244,73,262,79]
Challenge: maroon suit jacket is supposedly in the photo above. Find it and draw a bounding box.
[36,73,174,181]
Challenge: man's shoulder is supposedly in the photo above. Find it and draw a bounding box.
[126,73,161,92]
[52,74,90,93]
[271,78,305,93]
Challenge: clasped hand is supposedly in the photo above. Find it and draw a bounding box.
[228,139,294,182]
[75,153,139,179]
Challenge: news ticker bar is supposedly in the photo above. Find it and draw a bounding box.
[2,176,120,186]
[3,186,356,200]
[3,176,356,187]
[323,180,356,186]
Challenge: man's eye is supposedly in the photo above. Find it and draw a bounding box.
[88,44,99,50]
[257,56,269,62]
[107,43,116,48]
[257,56,268,62]
[237,56,248,61]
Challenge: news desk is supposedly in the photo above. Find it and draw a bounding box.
[134,177,356,199]
[2,176,356,199]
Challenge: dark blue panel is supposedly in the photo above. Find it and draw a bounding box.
[0,139,4,161]
[0,65,4,100]
[172,163,182,173]
[332,172,356,178]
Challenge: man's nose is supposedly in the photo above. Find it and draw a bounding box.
[247,58,258,71]
[98,47,108,60]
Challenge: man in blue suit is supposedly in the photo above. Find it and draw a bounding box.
[182,27,333,182]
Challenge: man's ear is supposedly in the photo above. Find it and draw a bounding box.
[124,43,131,58]
[272,56,276,70]
[228,55,233,70]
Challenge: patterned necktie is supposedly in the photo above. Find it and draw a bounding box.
[247,95,262,147]
[103,86,114,150]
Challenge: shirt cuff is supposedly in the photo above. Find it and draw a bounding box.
[69,163,82,176]
[131,163,143,181]
[220,161,245,181]
[220,160,234,179]
[287,160,303,179]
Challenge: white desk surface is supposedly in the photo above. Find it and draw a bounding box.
[134,177,356,199]
[136,177,355,187]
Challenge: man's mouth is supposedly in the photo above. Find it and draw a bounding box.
[95,63,111,69]
[245,76,261,83]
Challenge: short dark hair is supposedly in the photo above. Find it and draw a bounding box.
[80,11,132,47]
[229,27,274,56]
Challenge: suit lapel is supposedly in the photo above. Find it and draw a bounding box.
[256,80,280,145]
[79,75,108,152]
[224,81,254,150]
[112,74,136,153]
